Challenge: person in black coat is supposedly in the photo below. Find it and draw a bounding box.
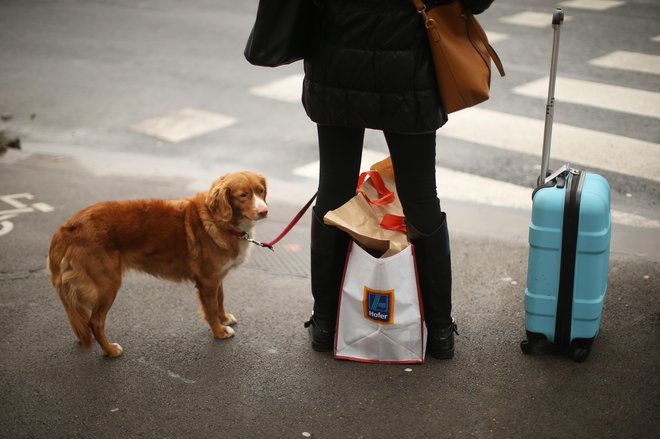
[303,0,494,359]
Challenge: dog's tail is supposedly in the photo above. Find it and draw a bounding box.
[47,237,94,350]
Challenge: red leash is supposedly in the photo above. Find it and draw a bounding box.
[240,192,317,251]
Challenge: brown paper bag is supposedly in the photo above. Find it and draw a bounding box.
[369,155,395,182]
[324,163,408,258]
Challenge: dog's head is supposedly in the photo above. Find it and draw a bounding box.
[206,171,268,223]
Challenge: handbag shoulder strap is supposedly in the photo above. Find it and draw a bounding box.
[467,13,505,77]
[411,0,505,77]
[411,0,426,11]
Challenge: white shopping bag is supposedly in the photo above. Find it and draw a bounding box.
[335,242,427,363]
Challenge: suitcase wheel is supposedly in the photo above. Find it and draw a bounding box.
[520,331,546,355]
[570,338,595,363]
[570,345,591,363]
[520,339,534,355]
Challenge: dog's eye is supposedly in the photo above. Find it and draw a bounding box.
[238,192,248,199]
[258,188,265,195]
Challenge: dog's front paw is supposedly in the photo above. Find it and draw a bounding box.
[213,325,236,339]
[104,343,124,358]
[221,312,237,326]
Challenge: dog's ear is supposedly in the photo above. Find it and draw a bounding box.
[257,173,267,200]
[206,176,233,222]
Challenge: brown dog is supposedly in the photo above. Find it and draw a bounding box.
[47,171,268,357]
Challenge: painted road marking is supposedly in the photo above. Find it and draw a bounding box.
[0,193,54,237]
[559,0,625,10]
[513,76,660,119]
[589,51,660,76]
[293,147,660,229]
[130,108,237,143]
[440,108,660,183]
[500,11,572,28]
[249,74,304,103]
[0,221,14,236]
[132,357,196,384]
[0,193,36,209]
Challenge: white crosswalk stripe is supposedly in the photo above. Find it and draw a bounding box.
[293,147,534,210]
[293,147,660,229]
[130,108,237,143]
[486,31,509,43]
[439,108,660,183]
[558,0,625,11]
[513,76,660,118]
[589,51,660,76]
[500,11,572,28]
[249,74,304,103]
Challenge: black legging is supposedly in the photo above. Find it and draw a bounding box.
[315,125,442,235]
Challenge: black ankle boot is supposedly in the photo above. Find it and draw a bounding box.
[304,315,335,352]
[306,208,350,352]
[407,212,457,359]
[427,320,459,359]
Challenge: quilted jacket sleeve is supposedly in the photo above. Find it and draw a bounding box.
[459,0,494,15]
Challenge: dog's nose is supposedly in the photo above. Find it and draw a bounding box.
[256,205,268,219]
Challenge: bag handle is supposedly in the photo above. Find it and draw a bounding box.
[357,170,408,234]
[356,170,395,206]
[380,213,407,233]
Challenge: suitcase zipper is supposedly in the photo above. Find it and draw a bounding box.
[555,170,584,345]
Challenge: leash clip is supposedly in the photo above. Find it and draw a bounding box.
[239,232,274,251]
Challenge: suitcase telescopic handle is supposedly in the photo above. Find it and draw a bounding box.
[539,8,565,185]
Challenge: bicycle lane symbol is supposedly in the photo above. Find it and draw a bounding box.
[0,193,55,237]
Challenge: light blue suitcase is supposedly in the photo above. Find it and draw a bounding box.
[520,9,612,362]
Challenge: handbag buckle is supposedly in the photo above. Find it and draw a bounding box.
[416,5,436,28]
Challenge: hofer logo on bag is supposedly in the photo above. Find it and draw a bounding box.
[363,288,394,324]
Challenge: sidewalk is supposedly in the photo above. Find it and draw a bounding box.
[1,151,659,438]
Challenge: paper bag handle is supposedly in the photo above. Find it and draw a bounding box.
[356,170,395,206]
[380,213,407,233]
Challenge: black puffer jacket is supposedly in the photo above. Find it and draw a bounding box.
[302,0,494,134]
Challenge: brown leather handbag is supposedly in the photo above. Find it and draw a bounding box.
[411,0,505,113]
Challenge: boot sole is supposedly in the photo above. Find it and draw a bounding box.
[311,340,334,352]
[428,349,455,360]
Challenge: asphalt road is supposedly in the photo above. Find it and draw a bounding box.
[1,152,659,438]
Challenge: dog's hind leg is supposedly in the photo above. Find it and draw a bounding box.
[216,282,237,326]
[50,250,96,350]
[87,257,124,357]
[196,278,235,339]
[89,285,123,357]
